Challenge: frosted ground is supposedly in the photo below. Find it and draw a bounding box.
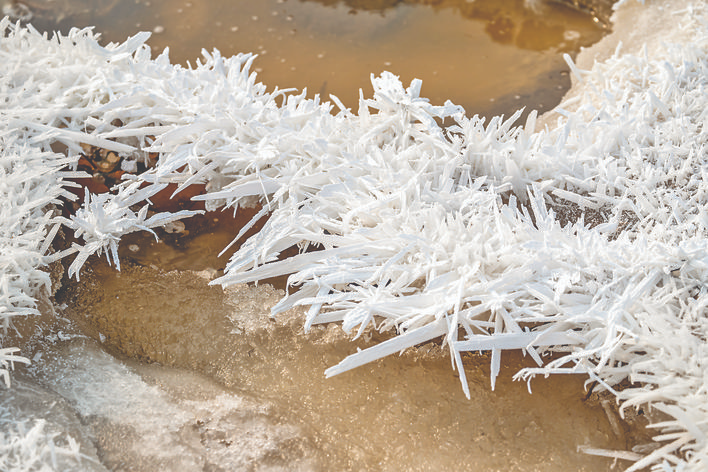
[2,0,708,470]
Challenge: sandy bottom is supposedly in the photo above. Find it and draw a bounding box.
[6,218,653,471]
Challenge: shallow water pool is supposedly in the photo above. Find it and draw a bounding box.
[11,0,609,118]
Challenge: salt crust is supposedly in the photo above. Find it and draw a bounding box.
[1,2,708,468]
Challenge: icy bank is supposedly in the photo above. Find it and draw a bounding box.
[2,0,708,469]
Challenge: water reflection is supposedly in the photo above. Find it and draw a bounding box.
[301,0,612,50]
[6,0,611,119]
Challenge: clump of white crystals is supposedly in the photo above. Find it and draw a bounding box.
[0,136,78,387]
[2,1,708,468]
[0,420,93,471]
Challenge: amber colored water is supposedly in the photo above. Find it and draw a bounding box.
[20,0,609,119]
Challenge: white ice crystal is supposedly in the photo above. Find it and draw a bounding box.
[0,419,95,471]
[58,182,199,280]
[2,1,708,469]
[0,136,79,387]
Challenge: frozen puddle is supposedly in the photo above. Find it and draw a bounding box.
[8,254,645,471]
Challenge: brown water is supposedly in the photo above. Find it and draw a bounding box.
[14,0,610,118]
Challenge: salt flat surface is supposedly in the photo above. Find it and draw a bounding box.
[1,0,708,469]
